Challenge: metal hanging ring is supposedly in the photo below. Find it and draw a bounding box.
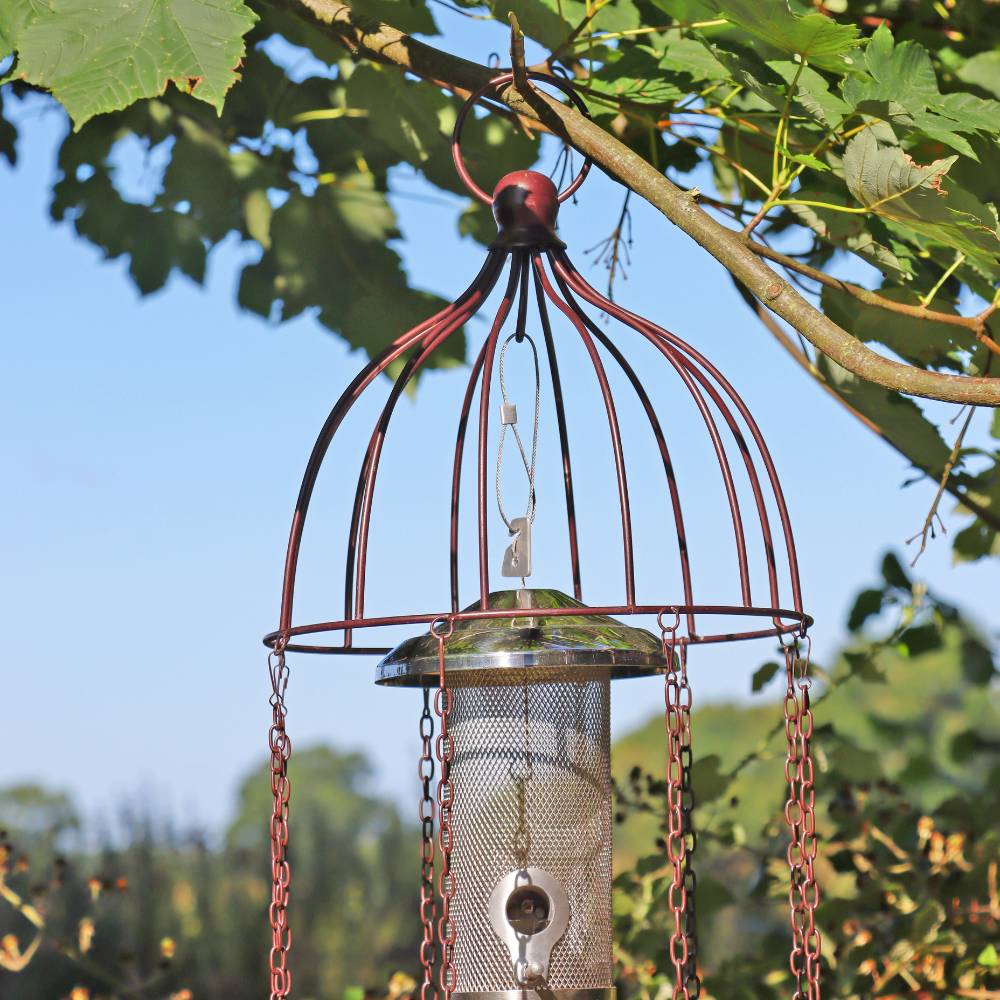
[451,71,593,206]
[658,607,682,635]
[430,615,455,640]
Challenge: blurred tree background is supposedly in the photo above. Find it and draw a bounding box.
[2,554,996,998]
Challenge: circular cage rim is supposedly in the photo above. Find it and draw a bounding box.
[263,603,813,655]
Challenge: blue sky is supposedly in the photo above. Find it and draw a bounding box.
[1,29,995,833]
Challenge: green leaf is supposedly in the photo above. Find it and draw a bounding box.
[956,50,1000,99]
[591,45,686,104]
[751,660,780,693]
[881,552,912,591]
[977,943,1000,968]
[768,60,851,128]
[898,624,942,657]
[238,176,464,366]
[787,152,829,172]
[3,0,257,129]
[658,36,726,82]
[690,754,729,803]
[709,0,861,72]
[814,356,952,484]
[160,114,279,244]
[0,88,16,166]
[843,129,955,212]
[841,130,1000,274]
[842,23,938,112]
[952,517,1000,563]
[933,92,1000,135]
[843,650,886,683]
[346,63,447,166]
[847,587,886,631]
[960,636,996,685]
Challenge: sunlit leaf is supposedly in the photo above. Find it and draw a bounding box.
[1,0,257,128]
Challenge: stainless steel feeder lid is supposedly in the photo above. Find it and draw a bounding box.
[375,588,667,686]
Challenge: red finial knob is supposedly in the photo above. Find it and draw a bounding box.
[491,170,563,249]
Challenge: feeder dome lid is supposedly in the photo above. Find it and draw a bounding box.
[375,588,667,686]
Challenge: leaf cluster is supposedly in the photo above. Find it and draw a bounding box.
[612,551,999,997]
[1,0,1000,557]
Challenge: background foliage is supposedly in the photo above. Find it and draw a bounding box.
[2,558,997,998]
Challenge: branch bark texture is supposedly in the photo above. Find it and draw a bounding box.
[274,0,1000,406]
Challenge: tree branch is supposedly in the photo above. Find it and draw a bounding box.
[267,0,1000,405]
[749,240,1000,357]
[732,279,1000,536]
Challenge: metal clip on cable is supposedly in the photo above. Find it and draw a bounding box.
[496,332,541,583]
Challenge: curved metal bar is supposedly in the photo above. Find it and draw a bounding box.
[352,284,498,624]
[556,254,798,613]
[264,602,814,654]
[551,252,753,607]
[558,291,695,631]
[555,265,779,612]
[451,71,593,205]
[531,264,582,600]
[279,252,505,634]
[532,254,636,606]
[646,332,803,614]
[477,254,523,605]
[450,334,492,612]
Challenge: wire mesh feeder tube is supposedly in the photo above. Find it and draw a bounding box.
[262,70,817,1000]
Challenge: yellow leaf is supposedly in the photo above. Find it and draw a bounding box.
[69,988,91,1000]
[160,936,177,960]
[19,903,44,928]
[78,917,95,954]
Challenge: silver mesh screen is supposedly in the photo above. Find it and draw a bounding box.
[450,668,613,991]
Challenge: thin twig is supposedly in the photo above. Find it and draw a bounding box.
[585,189,634,301]
[906,404,976,565]
[508,13,529,96]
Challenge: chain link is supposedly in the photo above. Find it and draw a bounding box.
[661,617,699,1000]
[433,619,457,1000]
[419,683,438,1000]
[783,637,821,1000]
[268,638,293,1000]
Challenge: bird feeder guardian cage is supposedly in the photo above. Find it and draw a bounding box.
[263,73,820,1000]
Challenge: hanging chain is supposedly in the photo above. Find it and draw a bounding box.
[268,636,293,1000]
[783,634,821,1000]
[660,612,699,1000]
[419,682,438,1000]
[433,619,457,1000]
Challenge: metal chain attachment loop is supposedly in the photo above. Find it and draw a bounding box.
[432,617,457,1000]
[268,635,293,1000]
[783,636,821,1000]
[660,614,700,1000]
[419,681,438,1000]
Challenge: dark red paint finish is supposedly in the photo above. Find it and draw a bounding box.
[491,170,562,248]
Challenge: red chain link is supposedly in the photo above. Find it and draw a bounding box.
[268,637,293,1000]
[660,614,699,1000]
[783,636,821,1000]
[419,682,438,1000]
[433,618,456,1000]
